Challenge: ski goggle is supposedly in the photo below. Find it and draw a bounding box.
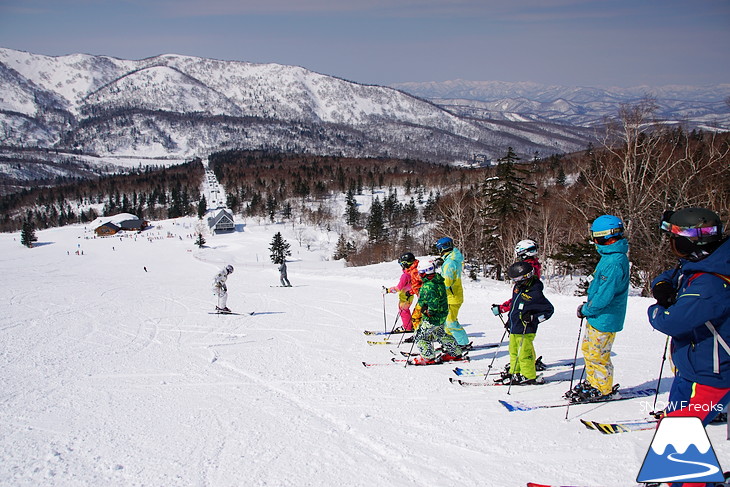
[660,220,720,239]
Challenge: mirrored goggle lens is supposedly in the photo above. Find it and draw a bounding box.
[660,221,719,238]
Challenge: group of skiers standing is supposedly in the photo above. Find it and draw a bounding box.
[384,207,730,430]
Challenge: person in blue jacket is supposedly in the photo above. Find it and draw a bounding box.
[648,207,730,426]
[566,215,630,403]
[494,261,554,385]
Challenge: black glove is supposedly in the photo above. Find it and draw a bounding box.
[421,304,430,317]
[521,312,533,324]
[652,281,677,307]
[576,303,586,319]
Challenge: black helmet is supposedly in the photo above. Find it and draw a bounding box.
[660,208,725,261]
[507,261,534,282]
[398,252,416,267]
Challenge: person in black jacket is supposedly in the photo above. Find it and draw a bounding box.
[493,261,554,385]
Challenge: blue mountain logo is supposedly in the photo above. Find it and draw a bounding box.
[637,416,725,483]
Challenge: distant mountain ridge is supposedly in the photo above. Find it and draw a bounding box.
[391,79,730,129]
[0,48,727,188]
[0,48,595,186]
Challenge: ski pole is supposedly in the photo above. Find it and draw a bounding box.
[382,292,387,333]
[652,336,670,414]
[403,325,422,368]
[484,315,509,381]
[565,317,585,420]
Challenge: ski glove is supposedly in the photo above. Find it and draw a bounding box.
[491,304,501,316]
[576,303,586,319]
[651,280,677,308]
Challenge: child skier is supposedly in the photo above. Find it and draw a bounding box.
[435,237,470,347]
[410,260,465,365]
[515,239,542,278]
[494,261,554,385]
[566,214,630,403]
[213,264,234,313]
[384,252,421,333]
[648,207,730,427]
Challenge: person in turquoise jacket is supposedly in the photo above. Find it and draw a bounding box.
[435,237,470,347]
[566,215,630,403]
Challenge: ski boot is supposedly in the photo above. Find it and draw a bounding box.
[440,353,468,363]
[216,306,232,314]
[535,356,547,371]
[410,355,441,366]
[568,383,620,404]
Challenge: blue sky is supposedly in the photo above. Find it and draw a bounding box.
[0,0,728,88]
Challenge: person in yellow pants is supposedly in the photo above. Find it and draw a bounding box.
[434,237,470,347]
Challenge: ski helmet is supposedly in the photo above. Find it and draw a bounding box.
[515,239,538,258]
[225,264,234,274]
[417,260,436,275]
[398,252,416,268]
[590,215,624,244]
[660,208,724,261]
[435,237,454,254]
[507,261,534,282]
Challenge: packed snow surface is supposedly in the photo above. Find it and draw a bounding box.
[1,218,727,486]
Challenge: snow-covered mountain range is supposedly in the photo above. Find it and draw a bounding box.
[0,48,594,183]
[391,79,730,129]
[1,47,727,186]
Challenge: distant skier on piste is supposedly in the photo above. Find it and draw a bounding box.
[493,261,554,385]
[410,260,464,365]
[213,264,234,313]
[434,237,469,346]
[648,207,730,427]
[566,215,629,403]
[383,252,421,333]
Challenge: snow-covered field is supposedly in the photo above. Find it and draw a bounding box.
[1,217,727,486]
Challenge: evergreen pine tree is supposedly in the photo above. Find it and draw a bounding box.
[345,189,359,226]
[21,219,37,248]
[195,232,206,248]
[480,147,537,279]
[269,232,292,265]
[366,197,387,243]
[198,196,207,219]
[333,234,349,260]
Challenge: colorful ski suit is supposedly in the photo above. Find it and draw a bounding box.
[415,273,461,360]
[388,260,421,331]
[440,247,469,346]
[501,277,554,380]
[648,237,730,425]
[578,238,630,395]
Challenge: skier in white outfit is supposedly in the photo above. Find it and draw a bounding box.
[213,265,234,313]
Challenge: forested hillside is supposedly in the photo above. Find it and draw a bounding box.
[3,103,729,293]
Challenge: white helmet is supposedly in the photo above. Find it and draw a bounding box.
[515,239,538,258]
[417,260,436,275]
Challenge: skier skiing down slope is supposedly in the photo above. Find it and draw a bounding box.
[384,252,421,332]
[410,260,464,365]
[213,264,234,313]
[435,237,469,346]
[648,208,730,428]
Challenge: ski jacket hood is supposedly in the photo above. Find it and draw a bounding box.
[440,247,464,304]
[648,237,730,388]
[581,238,630,332]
